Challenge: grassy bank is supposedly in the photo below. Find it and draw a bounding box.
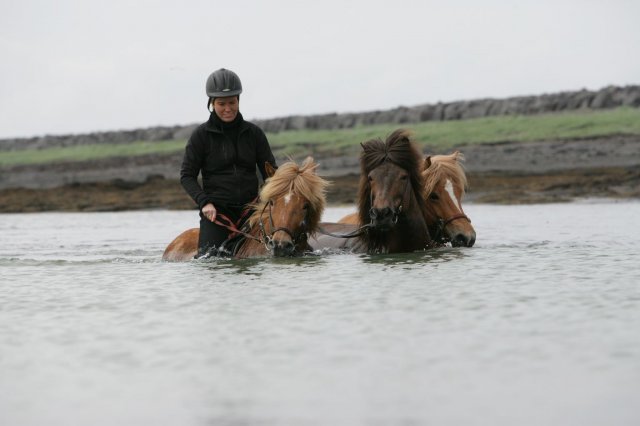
[270,106,640,156]
[2,107,640,167]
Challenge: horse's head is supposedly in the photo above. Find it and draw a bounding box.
[366,161,411,229]
[358,130,429,232]
[423,151,476,247]
[249,158,328,257]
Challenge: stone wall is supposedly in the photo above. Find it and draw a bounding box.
[1,85,638,151]
[254,85,640,132]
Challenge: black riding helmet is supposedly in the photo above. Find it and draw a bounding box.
[206,68,242,97]
[206,68,242,111]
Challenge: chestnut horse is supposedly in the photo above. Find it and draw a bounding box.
[163,157,328,261]
[422,151,475,247]
[311,129,432,254]
[338,151,476,247]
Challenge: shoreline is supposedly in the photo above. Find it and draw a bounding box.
[1,166,638,213]
[1,136,639,213]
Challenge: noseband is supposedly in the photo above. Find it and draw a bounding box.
[442,213,470,228]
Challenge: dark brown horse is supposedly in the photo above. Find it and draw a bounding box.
[163,157,329,261]
[311,129,432,254]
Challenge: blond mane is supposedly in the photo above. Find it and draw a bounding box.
[248,157,329,234]
[423,151,468,196]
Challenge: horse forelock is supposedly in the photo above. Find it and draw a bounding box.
[249,158,328,230]
[423,152,468,197]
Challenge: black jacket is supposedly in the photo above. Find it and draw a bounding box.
[180,112,276,209]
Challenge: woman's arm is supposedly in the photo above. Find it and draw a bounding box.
[180,132,210,208]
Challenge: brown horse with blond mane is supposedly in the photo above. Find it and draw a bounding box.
[163,157,328,261]
[422,151,475,247]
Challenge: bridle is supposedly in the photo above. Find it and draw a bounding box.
[318,166,435,247]
[257,199,309,252]
[430,213,471,243]
[215,198,308,255]
[368,170,412,226]
[426,179,471,243]
[319,170,412,240]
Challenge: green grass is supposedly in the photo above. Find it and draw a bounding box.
[268,106,640,157]
[0,140,186,167]
[2,107,640,167]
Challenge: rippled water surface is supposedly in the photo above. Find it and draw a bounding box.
[1,202,639,425]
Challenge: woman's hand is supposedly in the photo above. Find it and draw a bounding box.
[202,203,217,222]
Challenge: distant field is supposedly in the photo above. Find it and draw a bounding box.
[2,107,640,167]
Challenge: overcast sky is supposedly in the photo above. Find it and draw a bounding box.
[1,0,638,139]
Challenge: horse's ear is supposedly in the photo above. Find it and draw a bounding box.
[424,156,432,169]
[265,161,276,178]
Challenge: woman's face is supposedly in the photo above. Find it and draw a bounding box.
[213,96,239,122]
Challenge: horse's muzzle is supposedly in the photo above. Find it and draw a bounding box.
[268,238,296,257]
[450,231,476,247]
[369,207,398,229]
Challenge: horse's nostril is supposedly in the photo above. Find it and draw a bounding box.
[452,234,468,247]
[451,234,475,247]
[273,240,295,256]
[467,236,476,247]
[371,207,392,219]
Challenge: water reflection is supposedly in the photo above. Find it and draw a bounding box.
[194,254,328,278]
[360,247,469,265]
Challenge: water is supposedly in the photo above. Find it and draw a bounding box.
[1,201,639,426]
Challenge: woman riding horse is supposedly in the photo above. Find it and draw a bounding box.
[164,157,329,261]
[180,68,277,258]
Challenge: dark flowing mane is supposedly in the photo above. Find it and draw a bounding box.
[357,129,430,228]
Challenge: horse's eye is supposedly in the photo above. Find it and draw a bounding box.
[429,192,440,201]
[368,175,373,182]
[400,175,408,181]
[303,202,309,210]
